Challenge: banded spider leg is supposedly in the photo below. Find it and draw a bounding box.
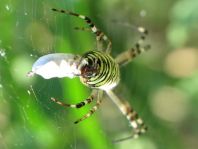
[52,8,112,53]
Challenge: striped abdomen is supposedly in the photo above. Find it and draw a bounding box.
[79,51,120,90]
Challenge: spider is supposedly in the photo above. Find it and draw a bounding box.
[28,8,150,143]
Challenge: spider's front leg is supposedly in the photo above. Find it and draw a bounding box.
[51,90,97,109]
[106,90,147,143]
[115,26,150,66]
[52,8,112,53]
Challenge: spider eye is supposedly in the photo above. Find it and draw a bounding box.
[81,64,96,78]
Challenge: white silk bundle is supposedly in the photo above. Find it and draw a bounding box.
[27,53,81,79]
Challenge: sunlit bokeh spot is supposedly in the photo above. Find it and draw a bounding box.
[164,48,198,78]
[0,48,6,58]
[36,128,55,148]
[118,137,157,149]
[150,86,189,123]
[167,24,187,47]
[25,22,54,54]
[10,56,34,85]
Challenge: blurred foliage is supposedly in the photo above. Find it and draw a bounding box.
[0,0,198,149]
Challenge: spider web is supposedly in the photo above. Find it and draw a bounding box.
[1,0,197,149]
[0,0,144,148]
[0,0,160,149]
[0,0,120,149]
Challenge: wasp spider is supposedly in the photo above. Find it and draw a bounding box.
[28,8,150,143]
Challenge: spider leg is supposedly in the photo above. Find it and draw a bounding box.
[115,27,150,66]
[74,90,103,124]
[52,8,112,53]
[51,90,97,109]
[106,90,147,143]
[73,26,91,32]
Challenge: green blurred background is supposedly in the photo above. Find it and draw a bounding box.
[0,0,198,149]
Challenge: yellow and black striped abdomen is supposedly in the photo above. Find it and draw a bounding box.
[79,51,120,90]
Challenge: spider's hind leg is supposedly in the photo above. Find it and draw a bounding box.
[106,90,147,143]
